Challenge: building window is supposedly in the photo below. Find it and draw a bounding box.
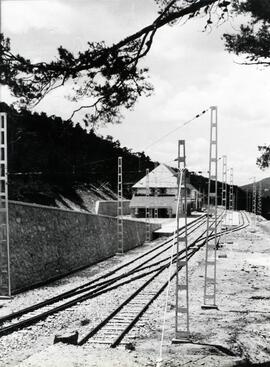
[159,188,166,195]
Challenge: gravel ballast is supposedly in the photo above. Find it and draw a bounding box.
[0,214,269,367]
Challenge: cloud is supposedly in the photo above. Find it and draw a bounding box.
[186,137,209,170]
[3,0,156,45]
[2,1,74,34]
[2,0,270,185]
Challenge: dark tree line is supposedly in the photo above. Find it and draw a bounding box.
[1,100,253,213]
[189,172,247,211]
[1,102,154,206]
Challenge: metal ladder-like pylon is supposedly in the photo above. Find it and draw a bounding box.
[173,139,190,343]
[202,106,218,310]
[257,181,262,217]
[227,168,234,243]
[117,157,124,254]
[221,155,227,242]
[145,168,151,242]
[252,178,257,230]
[0,113,10,298]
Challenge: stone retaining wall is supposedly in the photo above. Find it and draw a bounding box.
[95,200,130,217]
[9,201,160,293]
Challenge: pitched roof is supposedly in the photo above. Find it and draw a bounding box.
[164,164,178,176]
[186,183,200,193]
[133,164,178,189]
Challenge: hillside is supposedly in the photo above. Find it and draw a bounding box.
[241,177,270,197]
[189,172,247,211]
[1,102,155,210]
[1,102,252,214]
[241,177,270,219]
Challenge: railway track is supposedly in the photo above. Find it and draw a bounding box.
[77,211,249,347]
[0,211,249,340]
[77,246,204,347]
[0,215,207,336]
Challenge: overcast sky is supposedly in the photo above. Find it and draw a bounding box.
[2,0,270,185]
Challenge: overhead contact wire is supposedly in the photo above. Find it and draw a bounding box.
[143,108,209,152]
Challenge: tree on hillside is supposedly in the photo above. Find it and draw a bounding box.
[257,146,270,169]
[0,102,154,204]
[1,0,232,126]
[223,1,270,169]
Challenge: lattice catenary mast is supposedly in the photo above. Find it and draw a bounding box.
[229,168,233,222]
[257,181,262,217]
[226,167,234,244]
[0,113,10,298]
[202,106,218,310]
[252,177,257,229]
[117,157,124,254]
[173,140,190,343]
[221,155,227,242]
[145,168,151,242]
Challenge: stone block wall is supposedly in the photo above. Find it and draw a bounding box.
[8,201,160,293]
[95,200,130,217]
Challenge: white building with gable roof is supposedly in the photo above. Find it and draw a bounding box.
[129,164,201,218]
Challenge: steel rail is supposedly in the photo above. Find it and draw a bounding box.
[0,237,205,338]
[79,212,249,347]
[0,215,206,325]
[110,244,205,348]
[77,266,167,345]
[0,218,209,336]
[0,212,248,339]
[79,226,221,347]
[0,216,207,327]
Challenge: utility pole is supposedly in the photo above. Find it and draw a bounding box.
[0,113,11,298]
[173,140,190,343]
[226,168,234,244]
[145,168,151,242]
[154,170,158,219]
[252,177,257,230]
[221,155,227,243]
[258,181,262,218]
[202,106,218,310]
[221,156,227,209]
[117,157,124,254]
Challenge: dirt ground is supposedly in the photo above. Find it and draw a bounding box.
[11,217,270,366]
